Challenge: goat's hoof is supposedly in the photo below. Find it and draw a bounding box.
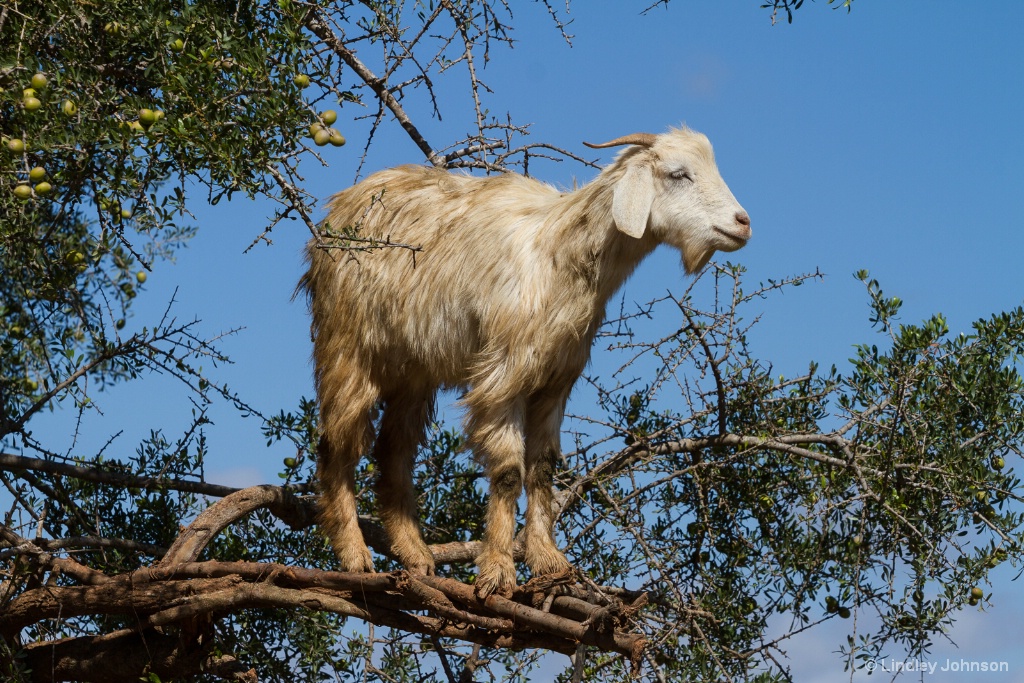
[338,548,375,574]
[405,560,435,577]
[526,547,572,578]
[474,558,516,598]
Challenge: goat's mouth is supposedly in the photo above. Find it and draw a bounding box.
[713,225,750,250]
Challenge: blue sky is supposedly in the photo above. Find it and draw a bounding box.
[29,2,1024,680]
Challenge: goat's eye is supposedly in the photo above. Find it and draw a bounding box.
[669,169,693,182]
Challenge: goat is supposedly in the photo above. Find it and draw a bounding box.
[300,127,751,597]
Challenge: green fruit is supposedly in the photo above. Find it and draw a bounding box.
[121,208,132,219]
[283,457,298,468]
[22,88,36,98]
[139,108,157,127]
[30,73,48,90]
[7,138,25,153]
[293,73,310,87]
[313,128,331,146]
[154,109,165,122]
[968,597,979,606]
[66,251,85,265]
[136,270,147,284]
[26,378,39,392]
[13,184,32,200]
[970,586,984,600]
[170,38,185,52]
[29,166,46,182]
[34,182,52,195]
[115,318,126,330]
[321,109,337,125]
[837,607,851,619]
[328,128,346,147]
[825,596,839,613]
[992,456,1005,470]
[23,96,42,112]
[103,22,122,35]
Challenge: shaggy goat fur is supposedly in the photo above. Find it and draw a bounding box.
[301,127,751,596]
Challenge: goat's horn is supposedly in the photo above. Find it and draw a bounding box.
[582,133,657,149]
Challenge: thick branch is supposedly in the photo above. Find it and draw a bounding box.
[21,628,214,683]
[158,485,315,566]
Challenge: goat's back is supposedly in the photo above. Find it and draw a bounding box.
[303,166,600,394]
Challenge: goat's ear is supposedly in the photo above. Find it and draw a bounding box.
[612,164,654,239]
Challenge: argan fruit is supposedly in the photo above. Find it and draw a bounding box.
[992,456,1005,470]
[136,270,147,284]
[13,184,32,200]
[293,73,310,87]
[29,166,46,182]
[22,88,36,98]
[121,208,132,219]
[7,138,25,153]
[103,22,122,35]
[170,38,185,52]
[313,127,332,146]
[65,251,85,265]
[328,128,346,147]
[139,108,157,127]
[321,109,337,125]
[23,96,42,112]
[283,457,298,468]
[34,181,52,195]
[837,607,851,619]
[26,378,39,392]
[30,73,48,90]
[115,318,126,330]
[970,586,984,600]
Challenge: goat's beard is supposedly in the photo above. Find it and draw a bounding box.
[682,245,715,274]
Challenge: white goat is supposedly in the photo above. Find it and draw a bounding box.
[301,127,750,597]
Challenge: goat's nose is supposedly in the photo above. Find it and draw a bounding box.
[734,211,751,240]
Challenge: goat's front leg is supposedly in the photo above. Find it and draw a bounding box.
[467,397,526,598]
[523,391,573,578]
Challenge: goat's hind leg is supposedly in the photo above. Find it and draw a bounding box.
[317,368,379,573]
[374,389,437,575]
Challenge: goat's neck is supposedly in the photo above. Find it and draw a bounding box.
[551,183,658,309]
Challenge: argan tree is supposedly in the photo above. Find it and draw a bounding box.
[4,1,1024,681]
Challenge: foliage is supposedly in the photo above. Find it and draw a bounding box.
[5,1,1024,682]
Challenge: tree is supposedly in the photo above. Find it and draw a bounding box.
[3,1,1023,681]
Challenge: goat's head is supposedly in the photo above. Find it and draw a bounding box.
[585,127,751,273]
